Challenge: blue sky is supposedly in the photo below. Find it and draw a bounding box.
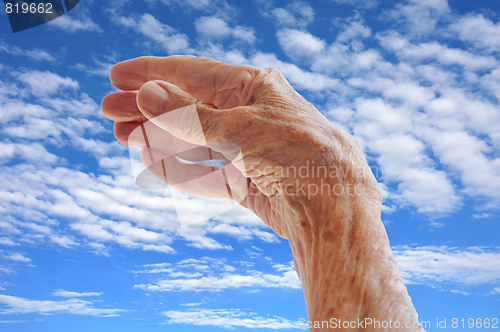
[0,0,499,330]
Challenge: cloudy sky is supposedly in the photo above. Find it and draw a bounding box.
[0,0,499,330]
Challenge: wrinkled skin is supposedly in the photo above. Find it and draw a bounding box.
[102,55,424,331]
[102,55,378,238]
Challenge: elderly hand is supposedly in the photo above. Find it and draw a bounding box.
[102,55,423,331]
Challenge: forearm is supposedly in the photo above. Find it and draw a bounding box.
[288,194,424,331]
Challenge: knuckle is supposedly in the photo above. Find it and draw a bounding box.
[262,67,282,77]
[197,103,226,141]
[237,64,260,75]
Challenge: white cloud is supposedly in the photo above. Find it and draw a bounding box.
[303,16,500,216]
[6,117,105,145]
[0,163,178,253]
[271,13,384,76]
[0,295,126,317]
[53,290,102,297]
[0,41,56,62]
[176,226,233,250]
[195,16,256,43]
[251,52,339,92]
[162,308,299,329]
[408,43,496,71]
[425,130,500,205]
[393,246,500,285]
[1,72,110,165]
[345,98,461,214]
[133,262,172,274]
[0,98,53,123]
[4,118,62,140]
[138,14,190,53]
[75,60,113,77]
[17,71,79,96]
[142,244,175,254]
[231,26,256,44]
[50,15,102,33]
[180,302,202,307]
[195,16,231,38]
[144,0,237,18]
[385,0,450,36]
[472,213,493,219]
[146,0,211,11]
[335,17,372,43]
[88,242,109,257]
[71,218,175,253]
[4,252,30,263]
[1,156,266,253]
[207,205,267,228]
[134,259,300,292]
[50,235,78,248]
[0,222,21,235]
[112,14,190,54]
[0,267,15,275]
[277,29,326,62]
[269,1,315,28]
[146,262,171,268]
[481,68,500,102]
[377,32,498,71]
[0,142,58,165]
[450,15,500,53]
[68,137,124,158]
[330,0,378,9]
[0,237,18,246]
[135,272,300,292]
[48,3,102,33]
[205,222,279,243]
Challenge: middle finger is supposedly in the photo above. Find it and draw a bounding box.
[101,91,148,122]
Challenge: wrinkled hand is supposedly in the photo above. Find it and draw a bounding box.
[101,56,425,331]
[101,55,380,239]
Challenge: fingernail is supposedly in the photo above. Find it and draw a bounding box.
[138,81,169,116]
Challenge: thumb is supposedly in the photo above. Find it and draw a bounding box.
[136,80,217,146]
[136,81,247,175]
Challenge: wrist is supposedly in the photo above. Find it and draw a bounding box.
[287,195,422,331]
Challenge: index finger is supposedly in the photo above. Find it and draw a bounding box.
[109,55,260,109]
